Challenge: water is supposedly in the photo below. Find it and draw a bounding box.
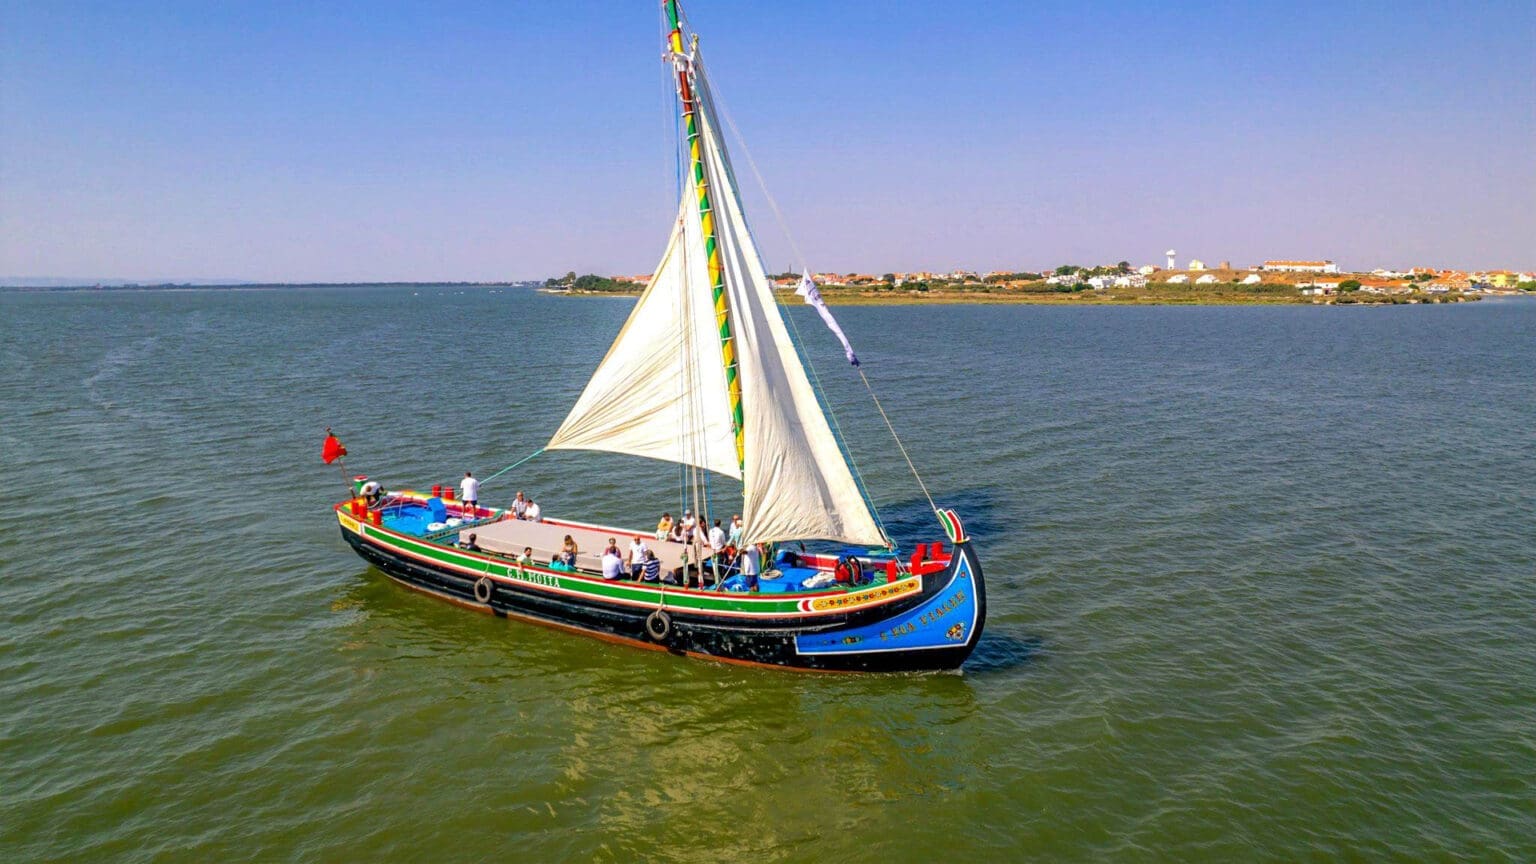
[2,287,1532,862]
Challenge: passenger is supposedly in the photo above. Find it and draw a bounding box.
[627,535,649,580]
[680,510,697,542]
[740,543,762,592]
[558,534,579,568]
[460,532,481,552]
[511,491,529,520]
[601,543,624,581]
[525,499,542,522]
[708,519,726,556]
[655,512,673,541]
[360,480,383,507]
[667,521,687,543]
[459,471,480,516]
[642,550,662,583]
[727,514,743,546]
[517,546,534,566]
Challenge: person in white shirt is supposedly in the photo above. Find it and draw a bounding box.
[680,510,697,543]
[525,500,541,522]
[708,519,726,555]
[459,472,479,515]
[727,514,743,547]
[511,491,528,519]
[627,536,649,580]
[741,543,762,592]
[601,544,624,581]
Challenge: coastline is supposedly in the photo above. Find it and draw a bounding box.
[555,287,1498,306]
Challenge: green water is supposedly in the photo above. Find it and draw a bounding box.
[2,287,1532,862]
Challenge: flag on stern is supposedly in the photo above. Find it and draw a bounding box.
[322,428,347,464]
[796,270,860,367]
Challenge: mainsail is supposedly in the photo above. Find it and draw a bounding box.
[545,197,740,480]
[547,17,885,548]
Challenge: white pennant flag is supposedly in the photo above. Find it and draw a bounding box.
[795,270,860,366]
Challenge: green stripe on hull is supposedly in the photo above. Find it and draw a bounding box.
[359,523,834,616]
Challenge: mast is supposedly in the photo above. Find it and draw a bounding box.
[664,0,744,472]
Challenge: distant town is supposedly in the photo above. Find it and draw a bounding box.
[548,257,1536,305]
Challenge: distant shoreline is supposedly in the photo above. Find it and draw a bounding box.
[555,287,1500,306]
[0,281,531,293]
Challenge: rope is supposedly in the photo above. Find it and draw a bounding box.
[479,447,545,487]
[858,368,938,517]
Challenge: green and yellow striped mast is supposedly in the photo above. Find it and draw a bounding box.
[664,0,744,470]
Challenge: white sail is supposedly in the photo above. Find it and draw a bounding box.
[694,64,887,547]
[545,197,742,480]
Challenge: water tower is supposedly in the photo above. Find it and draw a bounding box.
[1166,249,1177,270]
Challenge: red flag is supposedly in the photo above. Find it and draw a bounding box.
[322,428,347,464]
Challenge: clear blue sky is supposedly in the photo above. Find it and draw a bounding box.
[3,0,1532,282]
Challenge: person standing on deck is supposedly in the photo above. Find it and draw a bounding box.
[708,519,726,557]
[741,543,762,592]
[459,472,479,516]
[511,491,528,520]
[727,514,743,547]
[627,536,649,580]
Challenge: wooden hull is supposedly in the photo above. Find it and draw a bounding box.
[337,506,986,673]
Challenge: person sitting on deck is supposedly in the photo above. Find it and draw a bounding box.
[680,510,697,542]
[558,535,579,568]
[459,472,479,516]
[667,521,686,543]
[642,550,662,583]
[525,499,542,522]
[627,536,649,580]
[511,491,529,520]
[655,512,673,541]
[601,543,624,581]
[517,547,534,566]
[460,532,481,552]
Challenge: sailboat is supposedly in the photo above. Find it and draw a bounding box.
[333,0,986,672]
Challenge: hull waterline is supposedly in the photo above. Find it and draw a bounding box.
[339,512,986,673]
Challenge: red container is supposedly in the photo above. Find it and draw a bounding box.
[443,488,454,501]
[432,484,442,497]
[369,510,382,526]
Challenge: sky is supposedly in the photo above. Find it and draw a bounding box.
[2,0,1533,283]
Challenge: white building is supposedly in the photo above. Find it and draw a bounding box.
[1263,260,1339,273]
[1114,274,1148,288]
[1138,265,1157,275]
[1240,273,1262,285]
[1188,259,1207,271]
[1167,274,1190,284]
[1195,274,1218,284]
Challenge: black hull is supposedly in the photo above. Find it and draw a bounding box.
[343,527,987,673]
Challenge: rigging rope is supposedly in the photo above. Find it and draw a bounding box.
[858,369,937,516]
[701,57,941,528]
[479,447,545,488]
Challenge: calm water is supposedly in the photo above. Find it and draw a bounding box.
[2,288,1532,862]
